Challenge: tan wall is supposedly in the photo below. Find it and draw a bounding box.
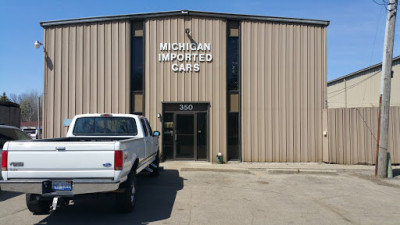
[327,79,346,108]
[43,21,131,138]
[327,107,400,164]
[241,22,327,162]
[42,16,329,163]
[328,60,400,108]
[144,17,227,162]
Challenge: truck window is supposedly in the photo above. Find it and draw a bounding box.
[145,119,153,136]
[0,127,31,149]
[140,119,148,136]
[73,117,138,136]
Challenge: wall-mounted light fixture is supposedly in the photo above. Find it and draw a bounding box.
[157,113,162,118]
[185,28,190,35]
[34,40,43,49]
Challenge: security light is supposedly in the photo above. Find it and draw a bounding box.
[34,40,43,49]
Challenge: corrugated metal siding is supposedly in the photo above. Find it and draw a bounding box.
[327,61,400,108]
[327,107,400,164]
[241,21,327,162]
[144,17,227,162]
[43,21,131,138]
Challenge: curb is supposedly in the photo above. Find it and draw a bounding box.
[179,167,337,175]
[266,169,337,175]
[180,167,250,174]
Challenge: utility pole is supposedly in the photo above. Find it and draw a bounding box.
[377,0,398,178]
[37,97,40,139]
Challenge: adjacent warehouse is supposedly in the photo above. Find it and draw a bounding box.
[326,58,400,164]
[40,10,329,163]
[328,56,400,108]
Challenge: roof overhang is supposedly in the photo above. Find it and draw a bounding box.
[40,10,330,28]
[328,56,400,85]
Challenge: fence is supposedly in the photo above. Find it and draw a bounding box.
[327,107,400,164]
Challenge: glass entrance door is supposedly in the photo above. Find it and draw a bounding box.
[162,111,208,160]
[175,114,195,159]
[162,103,209,161]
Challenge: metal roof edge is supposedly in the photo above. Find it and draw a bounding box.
[40,10,330,27]
[328,55,400,85]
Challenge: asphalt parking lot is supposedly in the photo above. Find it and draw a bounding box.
[1,163,400,225]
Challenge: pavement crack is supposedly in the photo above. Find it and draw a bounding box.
[313,199,353,224]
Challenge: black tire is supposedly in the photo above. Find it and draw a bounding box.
[116,170,137,213]
[26,194,52,214]
[150,152,160,176]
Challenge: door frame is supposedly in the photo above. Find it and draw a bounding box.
[173,112,195,160]
[162,102,210,161]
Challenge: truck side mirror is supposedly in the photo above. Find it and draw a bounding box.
[153,131,160,136]
[64,119,72,127]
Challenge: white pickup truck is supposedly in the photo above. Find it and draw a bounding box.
[0,114,160,213]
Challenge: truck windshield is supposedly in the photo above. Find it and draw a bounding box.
[73,117,138,136]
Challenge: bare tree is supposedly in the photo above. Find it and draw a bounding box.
[9,91,42,122]
[9,93,20,103]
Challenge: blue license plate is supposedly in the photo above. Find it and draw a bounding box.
[52,181,72,191]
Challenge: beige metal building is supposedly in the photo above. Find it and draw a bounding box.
[40,10,329,163]
[328,56,400,108]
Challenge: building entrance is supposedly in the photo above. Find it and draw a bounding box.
[162,103,209,161]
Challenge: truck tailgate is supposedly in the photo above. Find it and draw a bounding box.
[6,141,116,179]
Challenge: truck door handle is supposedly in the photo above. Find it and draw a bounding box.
[56,147,66,151]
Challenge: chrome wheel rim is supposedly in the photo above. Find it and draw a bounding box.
[130,184,135,203]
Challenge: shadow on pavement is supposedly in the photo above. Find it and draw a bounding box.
[0,191,22,201]
[35,169,184,225]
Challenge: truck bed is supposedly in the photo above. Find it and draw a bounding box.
[2,136,144,180]
[32,137,132,142]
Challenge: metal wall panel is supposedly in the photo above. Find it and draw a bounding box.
[241,21,327,162]
[144,17,227,162]
[43,21,131,138]
[327,61,400,108]
[327,107,400,164]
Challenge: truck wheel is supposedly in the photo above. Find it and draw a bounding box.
[26,194,52,214]
[117,170,136,213]
[150,152,160,176]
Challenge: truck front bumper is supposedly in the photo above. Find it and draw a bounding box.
[0,179,121,196]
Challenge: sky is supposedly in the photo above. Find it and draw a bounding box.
[0,0,399,96]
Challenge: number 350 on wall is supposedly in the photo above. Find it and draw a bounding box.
[179,104,193,111]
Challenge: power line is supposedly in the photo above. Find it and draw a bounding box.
[373,0,389,6]
[369,6,385,65]
[327,70,381,98]
[356,108,378,141]
[373,0,396,9]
